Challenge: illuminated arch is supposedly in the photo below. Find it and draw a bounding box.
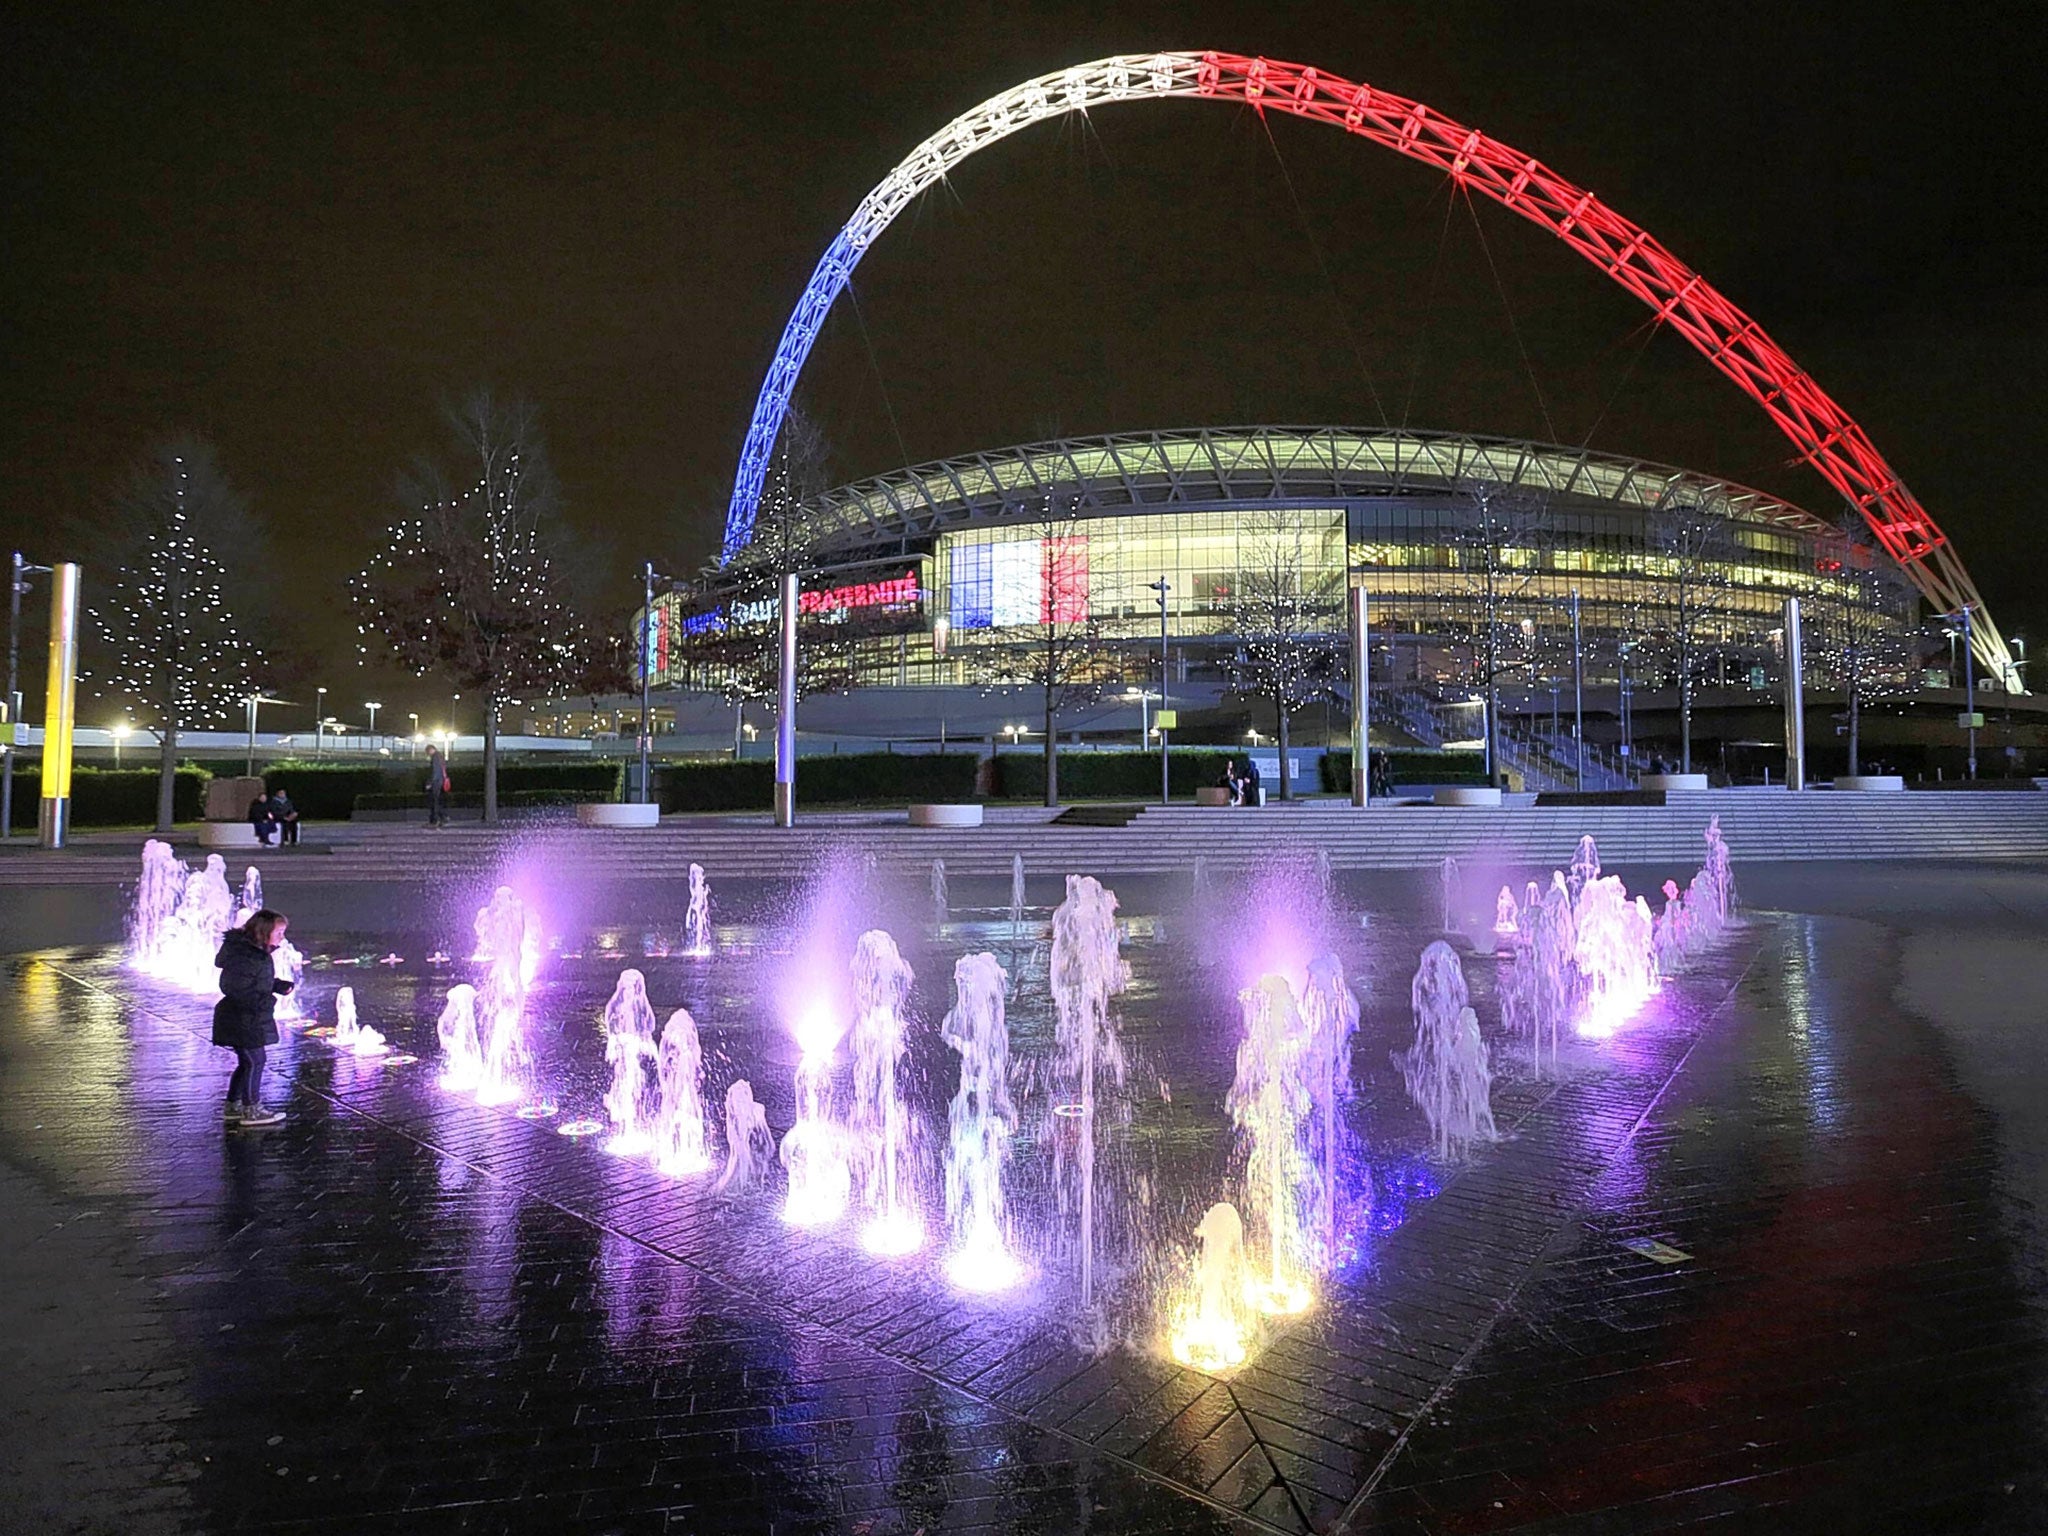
[722,51,2008,676]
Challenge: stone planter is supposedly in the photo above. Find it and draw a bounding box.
[199,822,260,848]
[1639,773,1711,791]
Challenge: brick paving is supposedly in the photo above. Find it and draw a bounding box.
[3,865,2046,1534]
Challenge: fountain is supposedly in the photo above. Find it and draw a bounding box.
[1313,849,1335,910]
[714,1080,774,1196]
[930,859,949,926]
[436,985,484,1091]
[601,969,662,1154]
[1653,879,1689,972]
[1300,954,1361,1275]
[1050,874,1129,1313]
[1573,876,1658,1036]
[684,863,713,957]
[850,930,922,1255]
[1438,855,1460,935]
[1191,856,1209,903]
[1167,1202,1252,1372]
[1493,885,1520,950]
[330,985,387,1057]
[128,840,185,966]
[237,866,263,924]
[1567,834,1601,903]
[473,887,538,1106]
[780,996,850,1227]
[651,1007,711,1175]
[1397,942,1497,1159]
[1229,975,1316,1315]
[1010,854,1026,930]
[941,952,1021,1291]
[273,929,308,1021]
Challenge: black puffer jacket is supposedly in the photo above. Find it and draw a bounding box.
[212,927,288,1049]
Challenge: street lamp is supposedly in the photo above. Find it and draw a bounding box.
[366,701,381,741]
[3,552,53,841]
[1148,576,1171,804]
[243,695,283,778]
[315,687,327,759]
[1121,686,1158,748]
[111,721,132,768]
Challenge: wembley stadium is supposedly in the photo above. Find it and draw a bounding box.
[645,424,1913,700]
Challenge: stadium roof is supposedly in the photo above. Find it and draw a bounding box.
[729,425,1838,570]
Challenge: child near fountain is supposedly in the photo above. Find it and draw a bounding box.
[214,909,295,1129]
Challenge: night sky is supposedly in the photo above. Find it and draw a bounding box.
[4,2,2044,723]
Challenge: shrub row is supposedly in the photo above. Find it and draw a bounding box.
[1319,749,1488,792]
[253,759,626,818]
[989,749,1240,800]
[354,788,615,812]
[659,752,980,813]
[3,766,210,829]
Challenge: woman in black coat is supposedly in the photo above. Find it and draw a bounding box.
[215,909,294,1128]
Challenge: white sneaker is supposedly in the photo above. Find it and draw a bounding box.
[238,1107,286,1128]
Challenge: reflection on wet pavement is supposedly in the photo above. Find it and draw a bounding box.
[2,864,2045,1533]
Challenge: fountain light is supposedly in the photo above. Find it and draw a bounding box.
[515,1102,559,1119]
[556,1118,604,1138]
[944,1239,1024,1294]
[1167,1203,1254,1373]
[781,998,850,1228]
[859,1207,925,1257]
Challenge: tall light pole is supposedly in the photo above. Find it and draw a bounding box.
[245,695,260,778]
[365,701,381,742]
[4,553,52,841]
[407,712,419,757]
[314,686,327,759]
[1954,603,1978,780]
[111,722,131,768]
[1571,589,1585,790]
[1349,583,1370,807]
[774,571,799,827]
[638,562,661,805]
[1782,596,1806,791]
[38,564,80,849]
[1149,576,1170,804]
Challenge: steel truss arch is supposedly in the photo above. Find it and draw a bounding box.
[722,50,2009,677]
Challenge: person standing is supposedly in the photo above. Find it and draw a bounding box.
[214,909,294,1128]
[425,744,450,828]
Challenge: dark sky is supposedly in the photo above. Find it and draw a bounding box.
[4,1,2044,723]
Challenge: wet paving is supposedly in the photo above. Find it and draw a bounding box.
[3,861,2047,1534]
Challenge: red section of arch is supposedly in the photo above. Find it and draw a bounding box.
[1192,51,1985,632]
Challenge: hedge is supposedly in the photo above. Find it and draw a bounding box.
[446,761,625,797]
[253,762,395,820]
[660,752,981,813]
[990,749,1240,800]
[1319,749,1489,792]
[3,766,210,829]
[354,787,615,812]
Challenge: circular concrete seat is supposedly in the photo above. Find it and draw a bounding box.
[199,821,261,849]
[575,803,660,827]
[1433,786,1503,807]
[908,803,982,827]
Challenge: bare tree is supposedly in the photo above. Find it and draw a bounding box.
[977,499,1104,807]
[1815,522,1915,776]
[1443,483,1549,787]
[350,390,590,823]
[1645,491,1739,773]
[85,438,264,830]
[1226,508,1345,799]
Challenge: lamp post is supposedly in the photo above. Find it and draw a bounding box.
[111,722,131,768]
[314,687,327,759]
[1950,603,1978,780]
[366,701,381,743]
[1783,596,1806,791]
[1349,582,1370,807]
[407,712,419,758]
[3,553,52,842]
[1571,589,1585,790]
[1149,576,1171,804]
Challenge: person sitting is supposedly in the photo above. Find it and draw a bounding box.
[247,789,280,847]
[268,785,301,846]
[1220,759,1244,806]
[1240,755,1263,807]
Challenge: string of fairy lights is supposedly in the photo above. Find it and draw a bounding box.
[84,453,263,730]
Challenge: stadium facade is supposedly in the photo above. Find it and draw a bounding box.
[639,426,1915,701]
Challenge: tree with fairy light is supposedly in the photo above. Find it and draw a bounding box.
[1644,488,1739,773]
[85,438,264,831]
[1442,481,1549,787]
[1813,520,1916,776]
[976,496,1105,807]
[349,390,591,823]
[1225,506,1345,799]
